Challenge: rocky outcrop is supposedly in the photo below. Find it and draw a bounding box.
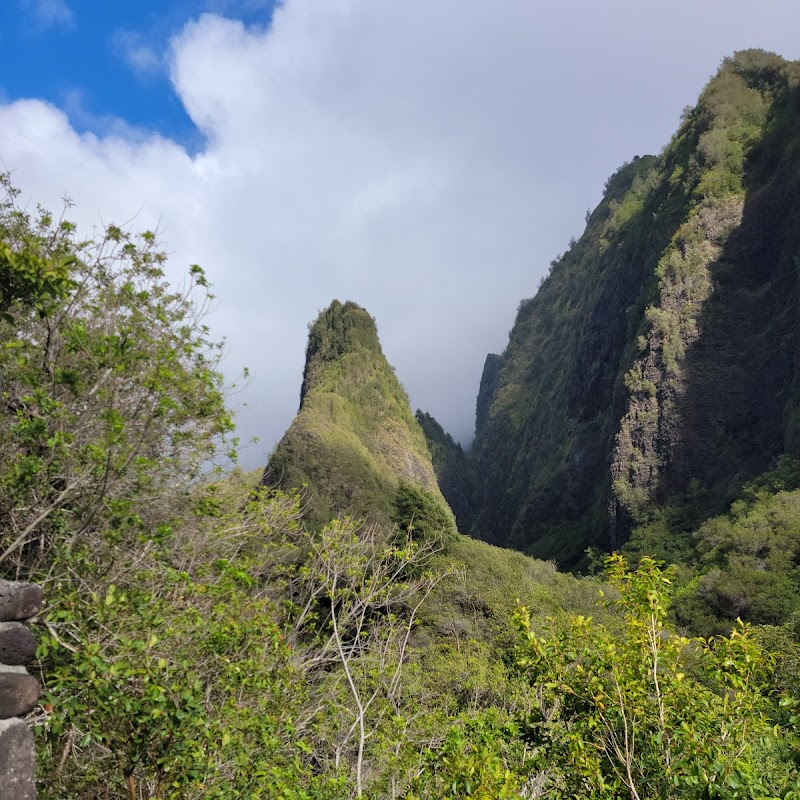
[611,195,745,530]
[474,354,501,443]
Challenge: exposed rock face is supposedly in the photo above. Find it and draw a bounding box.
[610,195,745,532]
[265,301,455,532]
[471,51,800,566]
[611,61,800,536]
[474,354,501,442]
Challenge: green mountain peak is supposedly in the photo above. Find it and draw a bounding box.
[266,300,455,534]
[299,299,383,406]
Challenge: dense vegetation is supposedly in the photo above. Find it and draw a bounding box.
[4,48,800,799]
[264,300,454,536]
[0,175,604,797]
[470,50,800,568]
[415,410,475,533]
[622,456,800,637]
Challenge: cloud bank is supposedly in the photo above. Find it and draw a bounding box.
[1,0,800,467]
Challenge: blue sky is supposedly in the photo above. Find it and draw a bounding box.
[0,0,799,467]
[0,0,277,147]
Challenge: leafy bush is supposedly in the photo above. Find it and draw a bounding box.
[393,481,456,545]
[513,555,798,798]
[0,176,235,576]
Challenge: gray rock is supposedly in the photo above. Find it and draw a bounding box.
[0,582,42,623]
[0,623,37,665]
[0,668,40,719]
[0,718,36,800]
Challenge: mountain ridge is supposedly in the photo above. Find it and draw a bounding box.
[467,49,800,566]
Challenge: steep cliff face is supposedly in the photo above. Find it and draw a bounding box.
[265,301,454,532]
[471,154,665,565]
[474,354,501,442]
[472,51,800,567]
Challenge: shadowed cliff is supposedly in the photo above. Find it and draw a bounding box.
[471,50,800,567]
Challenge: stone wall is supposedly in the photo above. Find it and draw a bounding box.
[0,580,41,800]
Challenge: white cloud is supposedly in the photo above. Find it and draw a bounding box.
[1,0,800,468]
[22,0,74,29]
[113,31,164,79]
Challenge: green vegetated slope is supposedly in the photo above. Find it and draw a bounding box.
[624,456,800,636]
[415,410,476,533]
[472,50,800,568]
[264,300,454,533]
[418,535,602,690]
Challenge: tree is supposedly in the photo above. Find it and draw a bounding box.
[392,481,456,546]
[405,711,526,800]
[514,555,798,799]
[0,174,74,315]
[246,500,452,797]
[0,176,255,798]
[0,174,235,576]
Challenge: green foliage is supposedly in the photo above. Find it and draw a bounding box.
[393,480,456,545]
[266,301,453,535]
[422,536,601,644]
[680,487,800,632]
[626,460,800,636]
[36,493,347,799]
[409,534,605,767]
[300,300,384,402]
[415,410,476,533]
[405,711,526,800]
[514,555,798,798]
[33,467,460,798]
[0,178,235,574]
[0,174,75,316]
[0,240,73,316]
